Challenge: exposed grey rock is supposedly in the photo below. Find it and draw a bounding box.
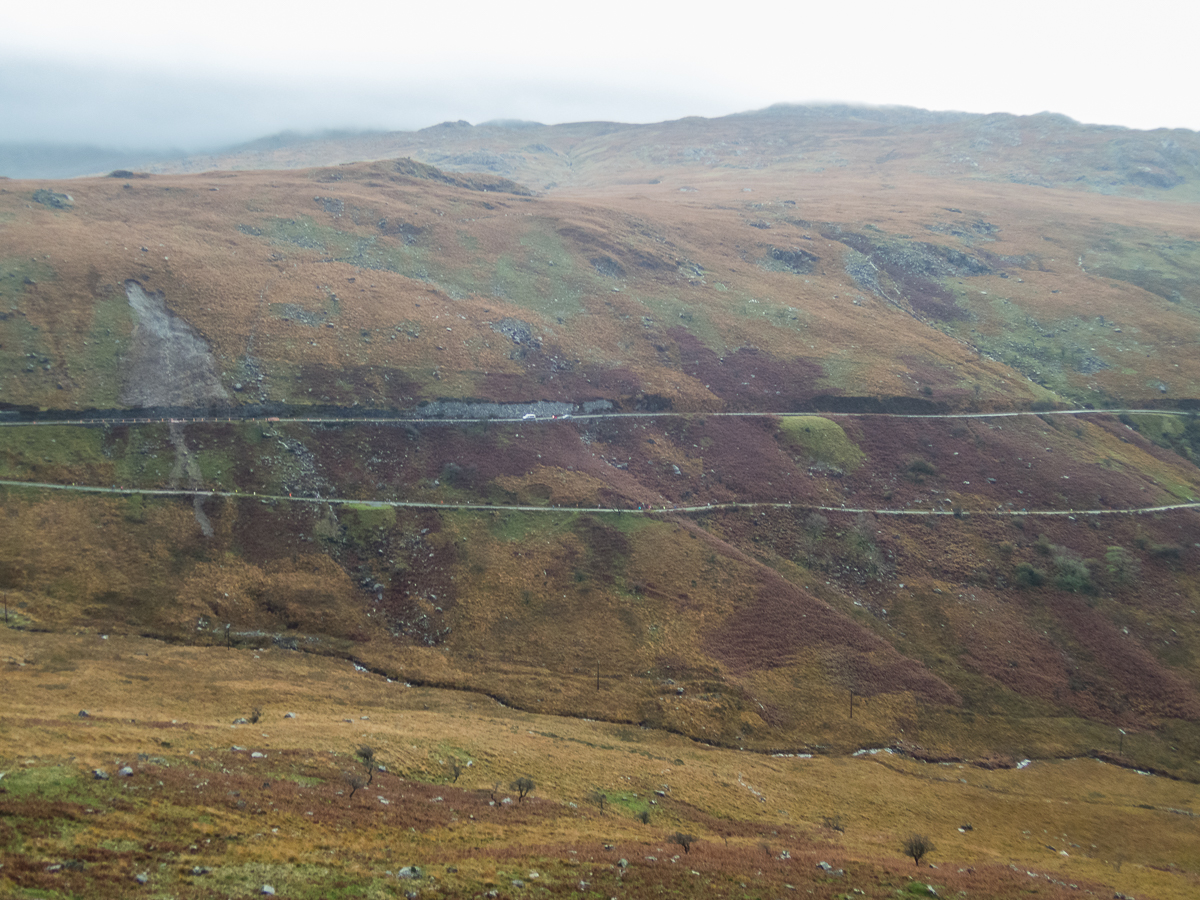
[314,196,344,216]
[121,281,231,408]
[118,766,134,777]
[768,245,819,273]
[93,768,110,780]
[32,189,74,209]
[491,318,536,345]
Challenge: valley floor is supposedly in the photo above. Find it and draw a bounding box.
[2,629,1197,900]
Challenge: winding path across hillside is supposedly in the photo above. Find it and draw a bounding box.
[1,478,1196,519]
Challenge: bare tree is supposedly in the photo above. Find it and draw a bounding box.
[902,833,935,866]
[588,790,607,813]
[343,745,376,802]
[510,776,535,802]
[343,771,370,800]
[668,832,697,854]
[636,810,650,825]
[447,758,464,782]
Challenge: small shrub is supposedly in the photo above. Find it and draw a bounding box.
[669,832,697,854]
[636,810,650,824]
[1014,563,1046,587]
[901,833,935,866]
[905,458,938,483]
[1104,546,1140,586]
[1052,548,1095,594]
[510,776,535,802]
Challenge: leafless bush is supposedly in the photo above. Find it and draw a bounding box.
[669,832,697,854]
[343,771,370,800]
[902,833,935,866]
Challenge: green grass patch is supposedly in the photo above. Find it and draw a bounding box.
[78,288,136,408]
[0,257,55,308]
[0,766,86,802]
[776,416,865,471]
[1123,412,1200,467]
[490,223,590,319]
[341,504,397,544]
[194,448,237,488]
[602,789,654,818]
[485,509,579,542]
[0,257,58,404]
[110,425,173,486]
[638,293,727,352]
[0,425,112,482]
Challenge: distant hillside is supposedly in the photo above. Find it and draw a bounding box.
[2,106,1199,779]
[145,104,1200,201]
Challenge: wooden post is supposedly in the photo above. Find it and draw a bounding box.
[849,689,854,719]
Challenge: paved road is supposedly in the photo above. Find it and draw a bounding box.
[2,479,1196,518]
[0,407,1195,428]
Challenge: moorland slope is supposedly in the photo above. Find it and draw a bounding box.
[2,105,1200,899]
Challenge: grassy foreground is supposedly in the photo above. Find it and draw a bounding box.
[3,629,1197,899]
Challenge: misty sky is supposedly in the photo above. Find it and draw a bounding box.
[3,0,1199,151]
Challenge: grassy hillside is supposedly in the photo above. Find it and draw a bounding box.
[3,106,1200,897]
